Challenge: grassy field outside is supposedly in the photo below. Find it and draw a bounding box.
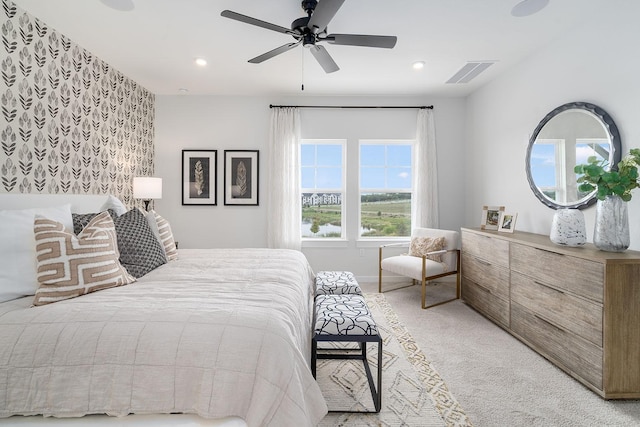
[302,195,411,237]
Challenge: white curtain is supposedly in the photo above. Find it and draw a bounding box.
[412,108,439,229]
[267,107,302,250]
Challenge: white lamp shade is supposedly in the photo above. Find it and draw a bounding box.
[133,177,162,199]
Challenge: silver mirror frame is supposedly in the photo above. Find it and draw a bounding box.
[525,102,621,210]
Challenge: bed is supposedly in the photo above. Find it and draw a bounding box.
[0,194,328,427]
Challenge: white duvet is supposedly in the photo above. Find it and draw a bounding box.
[0,249,327,426]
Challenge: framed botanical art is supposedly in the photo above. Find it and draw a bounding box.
[224,150,259,206]
[480,205,505,230]
[182,150,217,205]
[498,212,517,233]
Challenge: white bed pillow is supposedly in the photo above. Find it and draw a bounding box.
[100,194,128,216]
[0,204,73,303]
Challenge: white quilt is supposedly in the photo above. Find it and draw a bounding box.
[0,249,327,427]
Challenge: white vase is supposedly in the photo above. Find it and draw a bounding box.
[594,195,630,252]
[549,208,586,247]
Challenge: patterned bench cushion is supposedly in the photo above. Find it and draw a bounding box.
[314,294,378,336]
[315,271,362,296]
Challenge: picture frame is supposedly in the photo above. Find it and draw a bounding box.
[498,212,518,233]
[182,150,217,205]
[480,205,505,230]
[224,150,259,206]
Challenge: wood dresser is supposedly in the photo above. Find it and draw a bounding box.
[461,227,640,399]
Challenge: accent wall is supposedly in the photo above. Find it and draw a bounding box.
[0,0,154,207]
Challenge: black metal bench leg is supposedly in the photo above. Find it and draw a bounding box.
[311,338,317,378]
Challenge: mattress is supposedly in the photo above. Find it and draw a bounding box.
[0,248,327,426]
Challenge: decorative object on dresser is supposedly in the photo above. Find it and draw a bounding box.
[525,102,621,210]
[549,208,586,246]
[480,205,504,230]
[497,211,517,233]
[461,227,640,399]
[575,148,640,252]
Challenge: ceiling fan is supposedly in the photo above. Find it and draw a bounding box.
[220,0,397,73]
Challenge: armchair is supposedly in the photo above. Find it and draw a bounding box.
[378,228,461,309]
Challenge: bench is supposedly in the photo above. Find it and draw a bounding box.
[315,270,362,296]
[311,293,382,413]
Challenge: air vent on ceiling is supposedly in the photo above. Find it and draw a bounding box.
[446,61,495,84]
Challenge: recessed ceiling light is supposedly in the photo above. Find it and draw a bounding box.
[195,58,207,67]
[178,88,189,94]
[412,61,425,70]
[511,0,549,17]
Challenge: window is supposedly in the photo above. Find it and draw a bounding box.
[300,140,345,238]
[532,138,609,203]
[359,141,412,237]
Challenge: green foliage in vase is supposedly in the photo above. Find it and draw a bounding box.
[574,148,640,201]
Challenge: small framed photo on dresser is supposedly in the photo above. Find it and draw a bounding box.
[498,212,517,233]
[480,205,505,230]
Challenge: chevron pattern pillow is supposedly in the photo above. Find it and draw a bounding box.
[33,211,136,306]
[148,210,178,261]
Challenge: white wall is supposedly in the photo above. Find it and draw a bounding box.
[464,4,640,250]
[155,95,466,278]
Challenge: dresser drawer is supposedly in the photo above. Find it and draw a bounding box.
[462,253,510,301]
[461,231,509,268]
[510,243,603,303]
[462,277,509,328]
[511,302,602,390]
[511,271,602,346]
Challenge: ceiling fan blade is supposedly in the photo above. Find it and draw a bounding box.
[326,34,397,49]
[310,45,339,73]
[307,0,345,34]
[221,10,293,35]
[248,42,301,64]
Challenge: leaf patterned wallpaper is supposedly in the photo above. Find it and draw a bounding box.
[0,0,154,207]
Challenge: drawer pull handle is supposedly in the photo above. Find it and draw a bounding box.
[476,259,492,266]
[536,247,565,256]
[474,282,491,294]
[534,280,565,294]
[534,314,565,333]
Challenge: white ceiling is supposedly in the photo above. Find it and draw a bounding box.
[12,0,609,97]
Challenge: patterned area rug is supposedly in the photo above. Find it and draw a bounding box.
[318,293,472,426]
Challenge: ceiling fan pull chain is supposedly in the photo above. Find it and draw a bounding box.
[301,48,305,91]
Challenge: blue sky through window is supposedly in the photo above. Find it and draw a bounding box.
[360,143,412,189]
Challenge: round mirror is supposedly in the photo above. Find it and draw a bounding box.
[525,102,621,209]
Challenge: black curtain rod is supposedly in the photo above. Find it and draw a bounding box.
[269,104,433,110]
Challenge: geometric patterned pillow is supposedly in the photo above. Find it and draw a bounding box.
[113,208,167,278]
[33,211,136,306]
[408,236,446,262]
[72,209,117,235]
[148,210,178,261]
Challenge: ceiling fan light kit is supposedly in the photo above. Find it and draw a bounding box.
[221,0,397,74]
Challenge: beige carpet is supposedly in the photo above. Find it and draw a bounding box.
[318,293,471,427]
[366,280,640,427]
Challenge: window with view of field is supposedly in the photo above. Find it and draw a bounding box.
[301,141,345,238]
[360,141,412,237]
